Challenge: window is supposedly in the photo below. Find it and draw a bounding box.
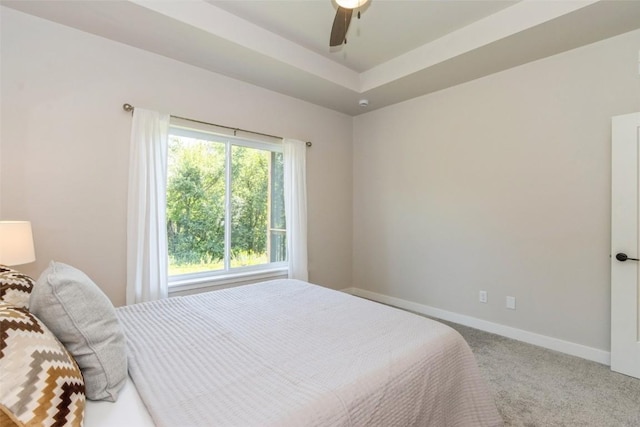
[166,125,286,282]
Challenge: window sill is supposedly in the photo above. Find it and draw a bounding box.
[168,267,289,296]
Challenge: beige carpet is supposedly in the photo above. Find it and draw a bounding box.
[443,320,640,427]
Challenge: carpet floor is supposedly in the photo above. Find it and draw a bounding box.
[442,320,640,426]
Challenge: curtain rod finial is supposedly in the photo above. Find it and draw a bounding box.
[123,103,134,112]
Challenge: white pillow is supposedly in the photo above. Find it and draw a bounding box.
[29,261,127,401]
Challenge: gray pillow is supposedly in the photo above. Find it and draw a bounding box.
[29,261,127,401]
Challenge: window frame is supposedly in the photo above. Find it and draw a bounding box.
[166,122,288,289]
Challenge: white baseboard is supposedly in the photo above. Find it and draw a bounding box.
[342,287,611,366]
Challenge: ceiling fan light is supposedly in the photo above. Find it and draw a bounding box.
[335,0,369,10]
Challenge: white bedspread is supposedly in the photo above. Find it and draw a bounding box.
[116,280,502,426]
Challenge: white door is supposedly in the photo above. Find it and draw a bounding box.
[611,112,640,379]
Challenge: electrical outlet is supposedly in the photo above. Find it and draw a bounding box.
[479,290,488,303]
[506,296,516,310]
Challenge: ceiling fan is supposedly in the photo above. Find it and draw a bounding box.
[330,0,370,47]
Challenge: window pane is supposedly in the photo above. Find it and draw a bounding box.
[230,146,269,268]
[166,135,226,275]
[270,151,286,263]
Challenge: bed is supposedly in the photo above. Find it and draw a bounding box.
[3,264,501,426]
[83,279,502,427]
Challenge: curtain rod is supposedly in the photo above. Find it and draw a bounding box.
[122,104,312,147]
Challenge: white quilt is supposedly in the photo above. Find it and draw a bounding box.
[116,280,502,426]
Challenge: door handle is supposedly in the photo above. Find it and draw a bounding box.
[615,253,639,262]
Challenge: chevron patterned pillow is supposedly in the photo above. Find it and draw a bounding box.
[0,265,35,309]
[0,303,85,426]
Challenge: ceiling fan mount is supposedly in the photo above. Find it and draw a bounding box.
[330,0,370,47]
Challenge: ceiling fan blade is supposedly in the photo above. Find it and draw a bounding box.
[330,6,353,47]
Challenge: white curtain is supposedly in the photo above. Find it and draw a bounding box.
[126,108,170,305]
[283,139,308,281]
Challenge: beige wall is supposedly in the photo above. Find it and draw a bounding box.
[0,7,353,306]
[3,6,639,354]
[353,29,640,352]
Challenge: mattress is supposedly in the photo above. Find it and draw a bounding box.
[101,279,501,426]
[84,377,154,427]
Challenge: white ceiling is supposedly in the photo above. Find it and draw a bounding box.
[3,0,640,116]
[208,0,520,72]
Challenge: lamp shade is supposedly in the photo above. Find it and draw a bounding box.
[336,0,369,9]
[0,221,36,266]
